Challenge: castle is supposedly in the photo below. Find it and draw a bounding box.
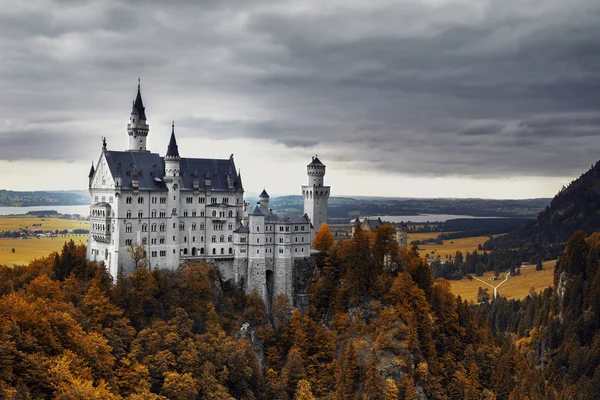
[351,217,408,247]
[87,81,329,306]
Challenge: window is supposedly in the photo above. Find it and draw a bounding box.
[184,237,187,243]
[279,226,284,232]
[151,251,157,257]
[151,210,157,218]
[192,210,196,217]
[160,237,165,244]
[138,211,143,218]
[125,225,132,233]
[126,197,132,204]
[228,235,232,242]
[221,248,224,254]
[228,223,233,230]
[192,236,195,242]
[280,237,284,243]
[186,197,193,204]
[228,210,233,218]
[256,238,260,244]
[211,197,217,203]
[126,210,132,218]
[125,239,133,245]
[160,250,166,256]
[220,235,225,242]
[302,237,304,242]
[279,249,284,254]
[212,235,216,243]
[295,237,298,243]
[142,237,147,245]
[200,211,205,217]
[160,211,166,218]
[229,247,233,254]
[151,224,157,232]
[160,197,166,204]
[257,227,260,232]
[257,249,260,254]
[192,223,196,230]
[199,198,205,204]
[223,197,229,204]
[200,223,205,230]
[151,238,157,244]
[142,224,147,232]
[173,236,176,241]
[172,208,177,215]
[295,226,299,231]
[160,224,165,232]
[109,196,113,203]
[295,248,298,253]
[301,226,305,231]
[179,223,185,231]
[212,210,217,217]
[241,237,247,243]
[152,196,157,204]
[138,197,144,204]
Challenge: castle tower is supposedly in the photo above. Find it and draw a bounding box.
[164,122,181,269]
[127,79,150,152]
[259,189,270,210]
[302,156,330,236]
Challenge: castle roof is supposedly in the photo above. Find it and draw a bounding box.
[249,203,264,216]
[102,150,242,192]
[166,122,180,158]
[88,163,95,178]
[259,189,269,198]
[132,79,147,120]
[265,213,309,224]
[309,156,324,166]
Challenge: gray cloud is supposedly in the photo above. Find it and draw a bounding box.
[0,0,599,180]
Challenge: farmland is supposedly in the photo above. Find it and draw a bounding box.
[0,216,88,232]
[0,235,88,266]
[408,233,490,258]
[448,260,556,303]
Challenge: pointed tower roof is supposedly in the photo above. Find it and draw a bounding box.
[166,121,180,158]
[309,155,324,166]
[132,78,147,120]
[88,162,95,178]
[259,188,269,198]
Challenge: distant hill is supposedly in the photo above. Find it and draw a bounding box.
[0,190,89,207]
[485,161,600,260]
[253,195,550,221]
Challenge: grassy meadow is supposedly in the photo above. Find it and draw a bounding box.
[0,235,88,266]
[408,233,489,258]
[448,260,556,303]
[0,216,88,232]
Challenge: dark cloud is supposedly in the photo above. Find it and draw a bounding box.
[0,0,599,180]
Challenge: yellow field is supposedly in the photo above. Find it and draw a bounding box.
[410,235,489,258]
[0,235,88,266]
[449,260,556,303]
[0,216,88,232]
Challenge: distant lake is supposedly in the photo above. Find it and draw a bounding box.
[0,205,90,217]
[372,214,505,223]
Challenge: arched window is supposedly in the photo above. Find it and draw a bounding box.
[257,227,260,232]
[142,223,147,232]
[220,235,225,242]
[228,210,233,217]
[172,208,177,215]
[126,210,132,218]
[138,210,143,218]
[221,248,224,255]
[212,235,216,243]
[183,248,188,255]
[138,197,144,204]
[151,223,157,232]
[200,247,205,254]
[142,237,147,245]
[179,222,185,231]
[126,197,132,204]
[212,210,217,217]
[200,223,205,230]
[229,247,233,254]
[228,235,232,242]
[192,223,196,230]
[212,248,216,255]
[160,223,165,232]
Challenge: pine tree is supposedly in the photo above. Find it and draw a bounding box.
[294,379,316,400]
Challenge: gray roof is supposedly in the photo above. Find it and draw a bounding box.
[259,189,269,197]
[132,80,146,120]
[309,156,324,166]
[265,213,309,224]
[233,224,249,233]
[102,150,241,192]
[249,203,264,216]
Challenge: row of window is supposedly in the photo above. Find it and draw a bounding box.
[94,196,113,203]
[124,209,237,219]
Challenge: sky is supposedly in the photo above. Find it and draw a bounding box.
[0,0,599,199]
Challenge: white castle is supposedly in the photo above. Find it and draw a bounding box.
[87,82,330,305]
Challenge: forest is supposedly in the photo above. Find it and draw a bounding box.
[0,224,596,399]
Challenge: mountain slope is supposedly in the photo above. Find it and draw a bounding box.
[485,161,600,259]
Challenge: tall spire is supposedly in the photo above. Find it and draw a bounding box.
[132,78,146,120]
[166,121,180,158]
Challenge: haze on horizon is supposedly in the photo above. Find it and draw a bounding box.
[0,0,598,200]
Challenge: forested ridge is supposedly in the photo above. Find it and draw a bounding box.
[0,225,593,399]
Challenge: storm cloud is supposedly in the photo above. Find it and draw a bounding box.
[1,0,599,180]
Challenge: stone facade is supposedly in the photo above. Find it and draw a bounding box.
[87,82,329,307]
[352,217,408,247]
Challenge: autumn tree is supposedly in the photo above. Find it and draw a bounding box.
[127,244,148,271]
[313,223,335,253]
[295,379,316,400]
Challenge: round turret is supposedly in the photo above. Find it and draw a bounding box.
[307,156,326,186]
[259,189,270,209]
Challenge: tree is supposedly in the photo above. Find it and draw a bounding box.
[127,244,148,271]
[283,346,307,399]
[161,372,198,400]
[313,223,335,253]
[294,380,316,400]
[364,351,384,400]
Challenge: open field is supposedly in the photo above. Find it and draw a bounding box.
[0,216,88,232]
[407,232,449,241]
[449,260,556,303]
[0,235,88,266]
[410,235,489,258]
